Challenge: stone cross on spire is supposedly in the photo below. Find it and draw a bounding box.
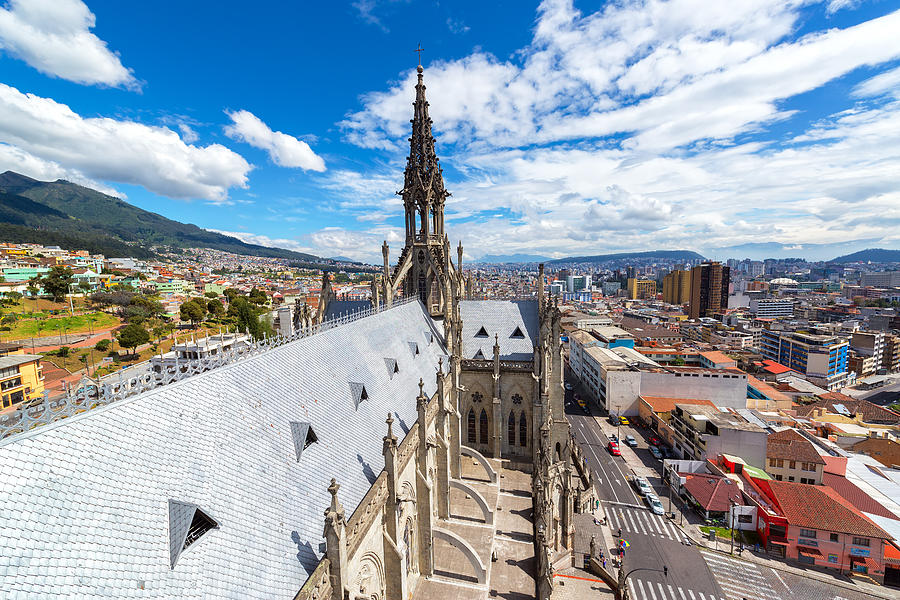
[415,42,424,67]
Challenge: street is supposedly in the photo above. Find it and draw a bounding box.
[565,387,726,600]
[564,374,892,600]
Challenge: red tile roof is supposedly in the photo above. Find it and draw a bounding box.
[794,394,900,425]
[766,480,892,539]
[681,474,743,512]
[766,429,825,464]
[747,376,790,403]
[640,396,716,413]
[821,472,898,521]
[760,359,792,375]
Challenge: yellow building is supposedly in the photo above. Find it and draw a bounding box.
[0,353,45,410]
[627,277,656,300]
[662,269,692,305]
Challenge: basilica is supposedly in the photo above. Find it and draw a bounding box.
[0,64,592,600]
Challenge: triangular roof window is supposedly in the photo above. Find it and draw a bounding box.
[168,500,218,569]
[475,326,489,338]
[424,330,434,344]
[384,357,399,379]
[474,349,486,359]
[290,421,318,461]
[350,382,369,409]
[409,341,419,357]
[511,326,525,339]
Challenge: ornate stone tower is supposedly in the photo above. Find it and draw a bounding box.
[382,64,459,316]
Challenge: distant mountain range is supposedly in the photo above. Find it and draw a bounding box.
[548,250,705,265]
[0,171,320,262]
[829,248,900,263]
[476,253,550,264]
[704,239,883,262]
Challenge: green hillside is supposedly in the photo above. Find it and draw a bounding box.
[0,171,320,261]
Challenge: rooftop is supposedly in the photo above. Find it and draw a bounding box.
[640,395,716,413]
[766,480,892,539]
[766,428,826,464]
[0,354,42,370]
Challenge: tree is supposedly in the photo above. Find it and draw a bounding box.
[207,298,224,317]
[204,291,219,299]
[233,296,269,340]
[95,339,111,352]
[78,281,91,295]
[223,287,241,303]
[117,322,150,355]
[248,287,268,305]
[26,276,41,312]
[6,291,22,304]
[179,299,206,326]
[41,266,76,302]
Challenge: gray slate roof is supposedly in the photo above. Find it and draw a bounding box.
[0,300,446,599]
[323,299,371,321]
[459,300,539,360]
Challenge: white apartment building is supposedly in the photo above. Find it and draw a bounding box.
[749,298,795,318]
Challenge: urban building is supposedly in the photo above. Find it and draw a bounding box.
[566,274,590,292]
[850,331,885,371]
[600,281,621,296]
[749,298,795,318]
[626,277,656,300]
[883,334,900,372]
[662,269,691,305]
[765,428,825,484]
[861,271,900,287]
[758,330,849,390]
[688,262,730,319]
[669,403,767,466]
[0,353,44,411]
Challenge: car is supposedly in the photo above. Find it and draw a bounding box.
[646,493,665,515]
[608,415,620,425]
[624,435,637,448]
[649,446,663,460]
[648,436,661,446]
[607,441,621,456]
[564,382,573,391]
[632,477,653,497]
[660,446,675,459]
[619,417,630,426]
[608,433,618,442]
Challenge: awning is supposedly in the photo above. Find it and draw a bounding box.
[798,547,822,557]
[851,556,880,570]
[768,540,788,546]
[884,544,900,566]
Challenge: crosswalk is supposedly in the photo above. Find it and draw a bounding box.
[700,550,783,600]
[627,578,729,600]
[606,504,684,542]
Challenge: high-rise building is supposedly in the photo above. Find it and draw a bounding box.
[627,277,656,300]
[626,266,636,280]
[861,271,900,287]
[759,330,849,390]
[662,269,692,305]
[688,262,730,319]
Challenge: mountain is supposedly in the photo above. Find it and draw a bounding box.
[548,250,704,265]
[476,253,550,264]
[829,248,900,263]
[705,239,882,262]
[0,171,320,261]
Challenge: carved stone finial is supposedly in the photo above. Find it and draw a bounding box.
[418,377,425,397]
[386,413,394,438]
[437,357,443,375]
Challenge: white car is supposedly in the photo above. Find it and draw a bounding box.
[646,493,665,515]
[633,477,653,497]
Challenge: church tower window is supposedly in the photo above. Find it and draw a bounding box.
[519,412,528,447]
[479,409,489,444]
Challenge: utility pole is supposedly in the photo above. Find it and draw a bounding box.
[730,499,736,555]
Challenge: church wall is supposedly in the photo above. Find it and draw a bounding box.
[459,369,535,459]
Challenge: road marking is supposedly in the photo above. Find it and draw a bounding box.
[698,593,706,600]
[657,582,668,600]
[687,590,696,600]
[637,578,648,600]
[679,587,688,600]
[668,584,677,600]
[607,508,618,529]
[647,579,659,600]
[770,567,789,591]
[629,580,639,600]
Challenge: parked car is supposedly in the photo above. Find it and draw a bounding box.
[607,441,621,456]
[608,433,618,443]
[660,446,675,459]
[649,446,663,460]
[632,477,653,497]
[624,435,638,448]
[619,416,631,426]
[608,415,620,425]
[648,435,661,446]
[646,493,665,515]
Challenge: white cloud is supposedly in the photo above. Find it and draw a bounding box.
[178,123,199,144]
[853,65,900,99]
[0,142,121,196]
[826,0,860,15]
[0,0,137,89]
[208,229,320,256]
[334,0,900,260]
[209,226,400,263]
[0,82,251,201]
[224,110,325,172]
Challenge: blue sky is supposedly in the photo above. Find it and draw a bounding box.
[1,0,899,262]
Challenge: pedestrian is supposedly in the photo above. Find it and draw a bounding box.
[602,557,607,569]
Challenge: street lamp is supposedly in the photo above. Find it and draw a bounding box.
[730,498,737,555]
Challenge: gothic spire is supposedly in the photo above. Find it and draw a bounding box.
[399,64,449,241]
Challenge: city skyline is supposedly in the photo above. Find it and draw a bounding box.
[1,0,899,263]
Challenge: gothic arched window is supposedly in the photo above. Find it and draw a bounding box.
[507,411,516,446]
[467,409,476,444]
[519,412,528,447]
[479,409,489,445]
